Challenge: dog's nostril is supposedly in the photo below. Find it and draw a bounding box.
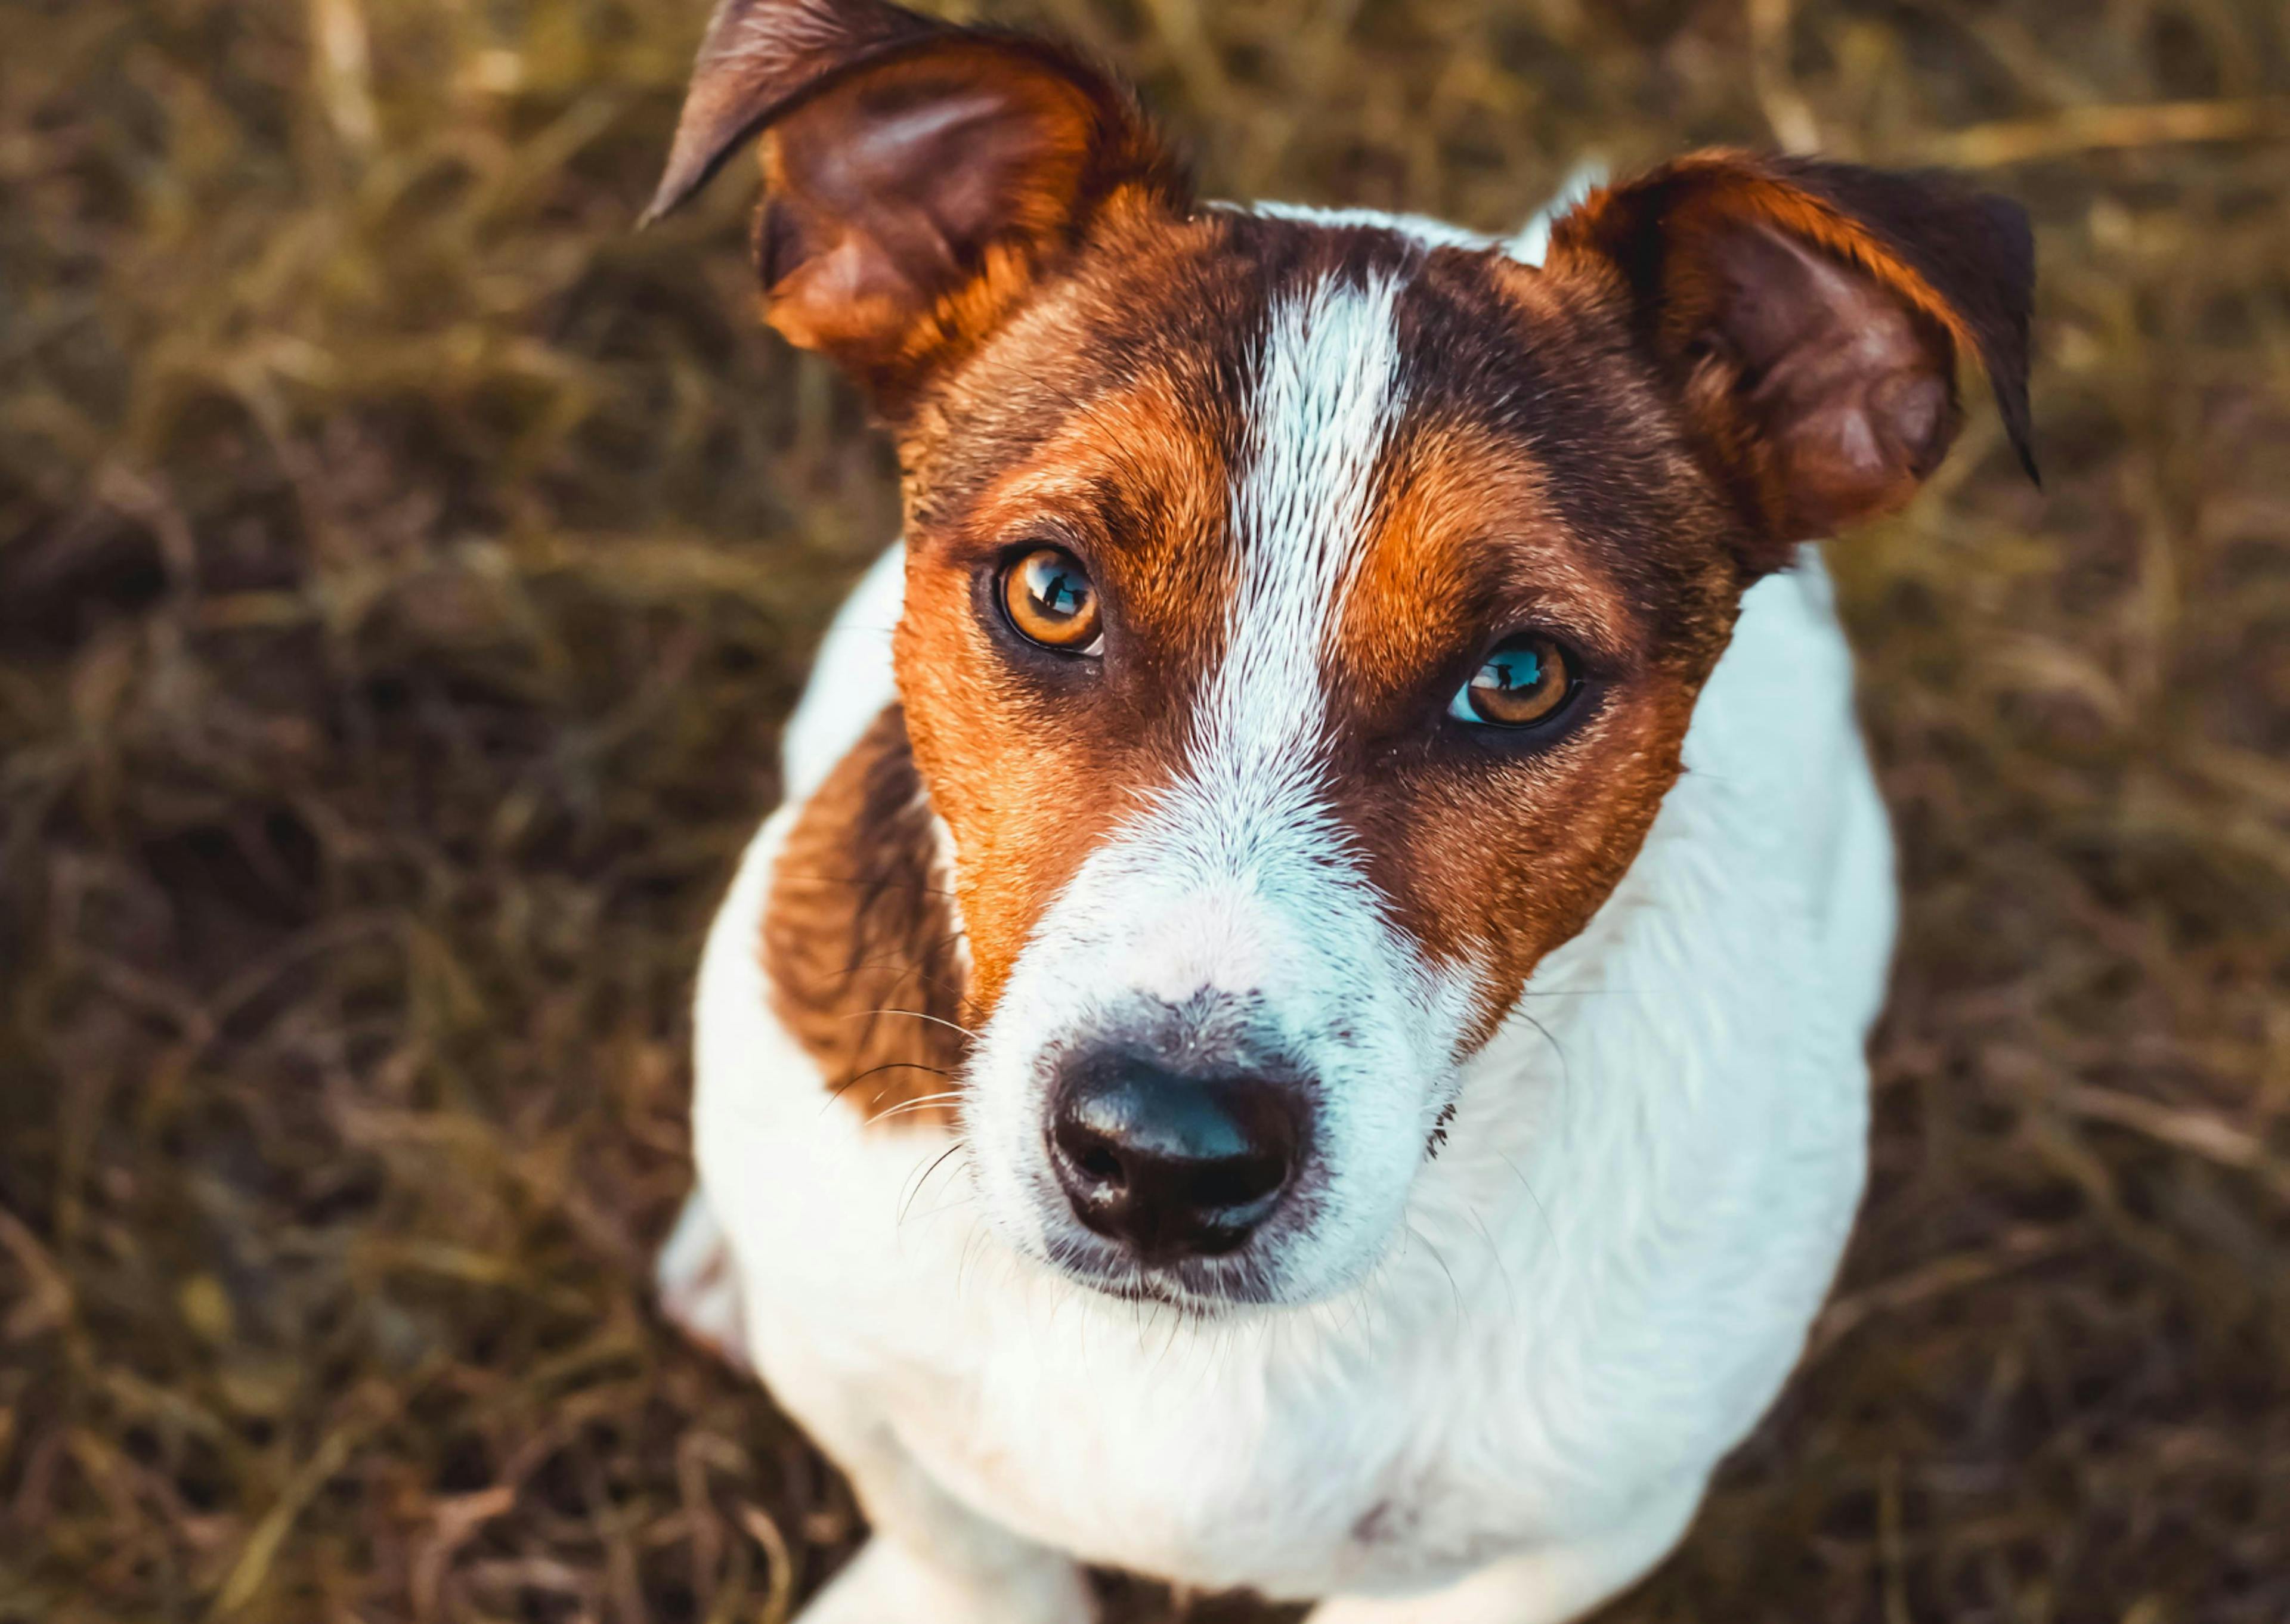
[1076,1143,1124,1186]
[1047,1053,1302,1265]
[1193,1152,1285,1210]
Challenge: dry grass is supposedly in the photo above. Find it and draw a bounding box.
[3,0,2288,1620]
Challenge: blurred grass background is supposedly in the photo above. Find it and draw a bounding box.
[2,0,2288,1620]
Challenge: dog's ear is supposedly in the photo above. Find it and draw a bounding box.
[644,0,1184,410]
[1549,151,2035,568]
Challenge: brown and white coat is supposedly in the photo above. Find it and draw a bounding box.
[645,1,2035,1619]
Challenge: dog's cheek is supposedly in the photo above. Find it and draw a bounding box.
[762,707,967,1126]
[893,582,1117,1016]
[1361,695,1705,1052]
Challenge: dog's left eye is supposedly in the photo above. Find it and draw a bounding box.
[1448,633,1578,729]
[1001,547,1104,655]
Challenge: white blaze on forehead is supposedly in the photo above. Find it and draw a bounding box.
[1205,268,1409,776]
[1079,268,1412,1012]
[979,268,1419,1018]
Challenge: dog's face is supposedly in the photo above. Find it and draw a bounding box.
[891,222,1762,1306]
[654,0,2034,1310]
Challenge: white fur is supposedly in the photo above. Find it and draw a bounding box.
[671,194,1894,1622]
[1239,162,1604,266]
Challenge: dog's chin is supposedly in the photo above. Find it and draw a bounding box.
[1026,1214,1409,1320]
[1050,1250,1282,1319]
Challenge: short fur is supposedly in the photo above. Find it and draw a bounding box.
[642,2,2035,1619]
[762,705,965,1124]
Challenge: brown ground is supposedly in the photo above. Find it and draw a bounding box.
[4,1,2288,1620]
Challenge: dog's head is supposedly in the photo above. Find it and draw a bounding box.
[653,0,2034,1310]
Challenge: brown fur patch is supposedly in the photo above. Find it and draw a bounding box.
[1312,253,1746,1042]
[1330,432,1723,1042]
[648,0,1190,414]
[1549,150,2035,559]
[763,706,967,1127]
[890,202,1271,1012]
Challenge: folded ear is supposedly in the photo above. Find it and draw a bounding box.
[1548,151,2035,568]
[643,0,1184,411]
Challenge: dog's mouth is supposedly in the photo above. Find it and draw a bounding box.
[1049,1245,1286,1316]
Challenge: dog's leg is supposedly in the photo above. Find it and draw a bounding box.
[802,1503,1092,1624]
[655,1189,753,1372]
[1306,1477,1703,1624]
[689,1256,1091,1623]
[784,1377,1093,1622]
[655,1193,1087,1619]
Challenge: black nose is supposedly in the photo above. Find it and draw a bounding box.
[1048,1055,1302,1263]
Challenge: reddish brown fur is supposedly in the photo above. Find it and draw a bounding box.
[763,706,967,1125]
[1549,151,2035,560]
[1330,414,1735,1046]
[892,204,1257,1011]
[661,5,2032,1123]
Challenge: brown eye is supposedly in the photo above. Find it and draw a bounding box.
[1450,633,1576,729]
[1001,547,1103,653]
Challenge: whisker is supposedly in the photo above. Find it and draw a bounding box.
[1494,1147,1557,1250]
[900,1139,970,1226]
[1460,1198,1520,1321]
[793,931,973,988]
[841,1006,981,1040]
[822,1058,949,1112]
[864,1090,968,1126]
[1516,1011,1571,1088]
[1406,1221,1467,1327]
[954,1223,988,1300]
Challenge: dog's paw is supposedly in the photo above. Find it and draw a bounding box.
[799,1539,1094,1624]
[654,1191,751,1372]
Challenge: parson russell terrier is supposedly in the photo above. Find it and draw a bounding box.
[639,2,2036,1619]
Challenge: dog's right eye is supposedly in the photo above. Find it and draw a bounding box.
[1001,547,1104,655]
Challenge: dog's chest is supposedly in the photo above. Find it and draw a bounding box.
[862,1289,1570,1597]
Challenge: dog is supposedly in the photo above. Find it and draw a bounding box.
[640,2,2035,1618]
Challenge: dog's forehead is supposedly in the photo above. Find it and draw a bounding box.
[917,210,1721,639]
